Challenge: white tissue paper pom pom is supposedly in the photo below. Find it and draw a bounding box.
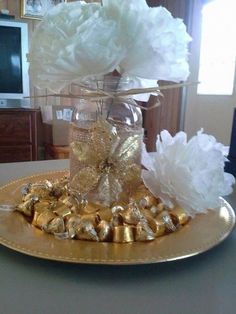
[28,0,191,93]
[141,130,235,216]
[104,2,191,82]
[28,1,124,92]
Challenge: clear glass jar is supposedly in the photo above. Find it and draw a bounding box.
[69,76,143,206]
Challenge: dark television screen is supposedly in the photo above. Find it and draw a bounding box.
[0,25,23,93]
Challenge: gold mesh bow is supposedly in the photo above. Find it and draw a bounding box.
[70,119,142,206]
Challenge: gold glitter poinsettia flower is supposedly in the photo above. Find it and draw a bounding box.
[70,119,142,206]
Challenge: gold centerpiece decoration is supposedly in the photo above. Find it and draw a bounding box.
[13,0,235,244]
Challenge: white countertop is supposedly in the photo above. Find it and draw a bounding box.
[0,160,235,314]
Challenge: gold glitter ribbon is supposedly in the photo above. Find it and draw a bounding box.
[70,119,142,206]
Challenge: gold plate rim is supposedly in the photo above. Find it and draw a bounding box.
[0,171,235,265]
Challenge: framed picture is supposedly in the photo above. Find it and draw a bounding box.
[21,0,67,20]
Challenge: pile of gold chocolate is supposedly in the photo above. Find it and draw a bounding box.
[16,176,190,243]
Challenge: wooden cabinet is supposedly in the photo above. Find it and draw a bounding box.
[0,108,41,163]
[45,144,69,160]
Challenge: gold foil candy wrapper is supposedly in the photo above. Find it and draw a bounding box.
[45,217,65,234]
[61,192,87,214]
[122,203,144,225]
[144,195,158,207]
[66,213,100,239]
[60,196,77,208]
[111,213,123,226]
[21,183,32,196]
[113,225,135,243]
[65,214,81,226]
[170,207,189,226]
[44,179,54,190]
[53,204,72,217]
[135,221,155,241]
[32,211,42,226]
[47,178,68,199]
[138,195,158,209]
[129,184,151,201]
[17,201,32,217]
[97,207,113,222]
[82,202,108,217]
[150,203,165,217]
[30,185,52,199]
[111,200,126,208]
[66,215,82,238]
[138,198,148,209]
[58,195,70,204]
[51,186,64,198]
[75,221,99,241]
[148,216,166,237]
[34,210,56,229]
[34,200,52,213]
[80,213,101,227]
[111,205,125,214]
[70,190,88,210]
[17,197,38,217]
[22,193,36,202]
[96,220,112,242]
[140,208,153,219]
[61,196,77,210]
[82,202,99,214]
[159,211,177,232]
[54,175,69,189]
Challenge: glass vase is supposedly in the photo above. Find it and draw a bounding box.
[69,76,143,207]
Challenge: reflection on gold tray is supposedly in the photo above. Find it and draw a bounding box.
[0,171,235,265]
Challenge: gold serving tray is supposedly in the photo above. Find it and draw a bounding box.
[0,171,235,265]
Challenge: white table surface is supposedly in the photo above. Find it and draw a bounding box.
[0,160,235,314]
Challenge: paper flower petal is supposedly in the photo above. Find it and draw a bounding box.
[117,6,191,81]
[28,1,124,92]
[28,0,191,92]
[142,130,235,216]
